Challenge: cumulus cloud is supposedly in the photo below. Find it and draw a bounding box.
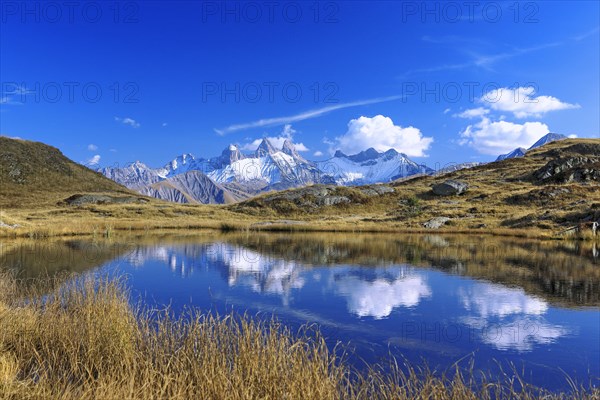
[87,144,98,151]
[335,271,431,319]
[241,124,310,152]
[459,117,550,155]
[458,283,567,351]
[114,116,140,128]
[460,283,548,318]
[86,155,101,165]
[482,319,567,351]
[481,87,580,118]
[333,115,433,157]
[313,151,324,157]
[455,107,490,119]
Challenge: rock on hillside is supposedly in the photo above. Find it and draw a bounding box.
[238,184,394,214]
[527,143,600,184]
[432,180,468,196]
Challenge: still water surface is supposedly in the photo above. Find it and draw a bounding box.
[2,233,599,391]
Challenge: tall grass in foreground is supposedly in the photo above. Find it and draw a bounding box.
[0,273,597,400]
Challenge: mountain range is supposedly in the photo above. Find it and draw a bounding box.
[99,133,570,205]
[99,138,432,204]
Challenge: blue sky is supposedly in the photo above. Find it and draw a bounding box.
[1,1,598,170]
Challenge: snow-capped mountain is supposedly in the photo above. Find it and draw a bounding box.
[496,133,567,161]
[205,139,329,191]
[99,139,431,204]
[496,147,527,161]
[529,133,568,149]
[318,148,433,185]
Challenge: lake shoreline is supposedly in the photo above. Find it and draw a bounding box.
[1,272,597,399]
[1,210,597,241]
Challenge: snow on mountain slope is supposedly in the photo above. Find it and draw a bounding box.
[529,133,568,150]
[496,148,527,161]
[206,139,328,190]
[99,161,164,189]
[100,139,433,203]
[318,148,432,185]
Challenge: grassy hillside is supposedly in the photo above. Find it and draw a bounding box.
[0,137,136,208]
[233,139,600,235]
[0,137,598,239]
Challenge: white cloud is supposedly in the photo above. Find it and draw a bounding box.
[114,116,140,128]
[241,124,310,152]
[443,108,451,114]
[459,117,550,155]
[458,283,567,351]
[481,87,580,118]
[215,95,404,135]
[87,144,98,151]
[86,155,101,165]
[313,151,324,157]
[455,107,489,119]
[335,270,431,319]
[460,284,548,318]
[333,115,433,157]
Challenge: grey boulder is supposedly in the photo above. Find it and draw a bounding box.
[432,180,468,196]
[423,217,451,229]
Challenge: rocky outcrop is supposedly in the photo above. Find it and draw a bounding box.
[432,180,468,196]
[62,194,149,206]
[506,187,572,206]
[534,157,600,184]
[423,217,451,229]
[240,184,394,213]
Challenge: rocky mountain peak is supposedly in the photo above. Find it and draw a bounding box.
[282,139,301,159]
[528,133,568,150]
[347,148,381,163]
[255,138,277,158]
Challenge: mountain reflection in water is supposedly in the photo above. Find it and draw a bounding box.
[1,233,598,390]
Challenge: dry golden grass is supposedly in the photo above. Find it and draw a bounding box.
[1,138,599,241]
[232,139,600,236]
[0,272,597,399]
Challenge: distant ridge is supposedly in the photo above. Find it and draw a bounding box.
[496,133,568,161]
[100,141,431,204]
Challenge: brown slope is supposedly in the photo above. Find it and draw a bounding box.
[0,137,136,209]
[230,138,600,233]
